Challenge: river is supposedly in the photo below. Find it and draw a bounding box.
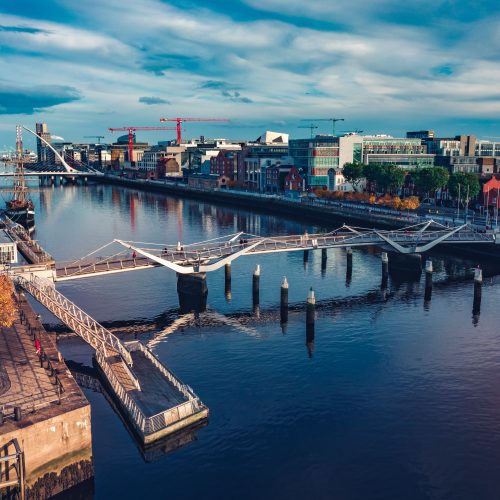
[4,177,500,499]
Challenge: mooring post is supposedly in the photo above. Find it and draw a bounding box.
[252,264,260,309]
[280,277,288,330]
[424,258,433,302]
[381,252,389,288]
[321,248,327,274]
[346,247,353,286]
[306,287,315,357]
[473,266,482,316]
[225,263,232,302]
[303,249,309,262]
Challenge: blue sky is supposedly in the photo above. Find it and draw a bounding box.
[1,0,500,149]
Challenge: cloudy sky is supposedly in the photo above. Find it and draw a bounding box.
[1,0,500,149]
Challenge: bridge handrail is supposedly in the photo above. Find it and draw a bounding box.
[95,350,146,432]
[15,274,133,365]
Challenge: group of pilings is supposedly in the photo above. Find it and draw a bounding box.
[38,175,87,186]
[181,246,485,329]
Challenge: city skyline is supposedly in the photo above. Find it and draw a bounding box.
[1,0,500,147]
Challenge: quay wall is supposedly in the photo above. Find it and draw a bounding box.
[0,286,93,498]
[0,406,93,497]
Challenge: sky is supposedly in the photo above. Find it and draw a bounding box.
[1,0,500,149]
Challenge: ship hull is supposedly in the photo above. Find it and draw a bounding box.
[5,206,35,228]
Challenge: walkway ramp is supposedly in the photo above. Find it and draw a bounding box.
[15,274,208,444]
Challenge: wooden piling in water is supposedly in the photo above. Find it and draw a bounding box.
[280,277,288,328]
[424,259,433,302]
[473,266,482,315]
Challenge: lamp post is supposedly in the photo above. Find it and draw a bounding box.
[456,183,461,222]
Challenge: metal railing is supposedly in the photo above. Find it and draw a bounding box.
[95,350,146,433]
[15,274,133,366]
[1,215,54,264]
[0,439,25,500]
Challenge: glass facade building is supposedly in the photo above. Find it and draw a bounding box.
[289,137,340,188]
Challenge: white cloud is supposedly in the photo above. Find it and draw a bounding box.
[1,0,500,145]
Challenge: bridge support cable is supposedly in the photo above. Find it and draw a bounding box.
[21,126,77,173]
[15,274,134,366]
[114,237,265,274]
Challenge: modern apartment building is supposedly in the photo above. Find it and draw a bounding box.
[362,136,433,169]
[289,134,362,189]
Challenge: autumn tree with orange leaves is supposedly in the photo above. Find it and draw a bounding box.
[0,275,15,328]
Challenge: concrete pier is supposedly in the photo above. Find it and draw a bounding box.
[280,277,288,331]
[473,267,482,317]
[321,248,327,275]
[381,252,388,289]
[224,263,232,302]
[346,248,353,286]
[424,259,433,302]
[306,288,315,358]
[177,273,208,313]
[252,265,260,301]
[0,287,93,498]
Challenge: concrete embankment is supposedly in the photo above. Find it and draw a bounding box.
[0,282,93,498]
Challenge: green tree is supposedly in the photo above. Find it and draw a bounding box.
[411,167,449,198]
[342,162,365,192]
[448,172,480,202]
[363,163,381,192]
[375,164,405,194]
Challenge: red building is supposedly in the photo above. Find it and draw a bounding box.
[482,176,500,209]
[284,167,305,192]
[210,150,238,179]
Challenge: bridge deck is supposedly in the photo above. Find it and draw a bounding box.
[52,226,495,280]
[128,350,187,416]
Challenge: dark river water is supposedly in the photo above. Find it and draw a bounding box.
[4,177,500,499]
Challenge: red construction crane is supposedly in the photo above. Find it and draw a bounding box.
[159,117,230,144]
[108,126,177,163]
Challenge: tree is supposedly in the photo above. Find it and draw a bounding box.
[375,164,406,194]
[448,172,480,203]
[363,163,380,191]
[412,167,449,198]
[342,162,365,192]
[0,275,15,328]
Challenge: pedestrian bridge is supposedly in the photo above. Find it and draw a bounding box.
[14,274,208,444]
[50,221,496,281]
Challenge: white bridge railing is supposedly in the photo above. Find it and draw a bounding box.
[15,274,132,365]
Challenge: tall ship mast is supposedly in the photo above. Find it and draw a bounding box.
[5,125,35,227]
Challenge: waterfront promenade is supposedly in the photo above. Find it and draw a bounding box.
[0,284,93,498]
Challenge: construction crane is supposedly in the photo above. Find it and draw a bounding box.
[83,135,105,144]
[108,126,177,163]
[298,124,319,139]
[340,129,363,135]
[159,117,230,144]
[301,118,345,136]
